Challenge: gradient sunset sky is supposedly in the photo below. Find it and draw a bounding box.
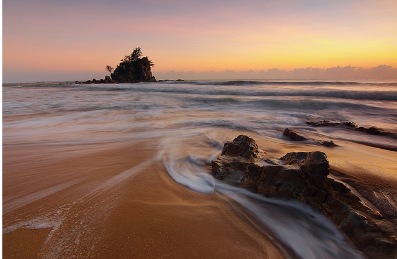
[3,0,397,82]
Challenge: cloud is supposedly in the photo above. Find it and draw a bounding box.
[154,65,397,80]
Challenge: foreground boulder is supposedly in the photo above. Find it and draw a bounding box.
[211,135,397,258]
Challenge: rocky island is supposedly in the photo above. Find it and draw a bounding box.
[79,47,156,84]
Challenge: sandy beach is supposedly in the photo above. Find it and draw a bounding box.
[4,128,397,258]
[3,136,286,259]
[3,80,397,258]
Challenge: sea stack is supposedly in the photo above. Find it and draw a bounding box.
[110,48,156,83]
[81,47,156,84]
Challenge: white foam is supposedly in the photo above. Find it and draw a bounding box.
[159,134,365,259]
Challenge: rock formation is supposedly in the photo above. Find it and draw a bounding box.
[111,56,156,83]
[306,120,395,136]
[79,47,156,84]
[283,128,307,141]
[283,128,337,147]
[211,135,397,258]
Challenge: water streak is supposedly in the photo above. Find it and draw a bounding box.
[159,133,364,259]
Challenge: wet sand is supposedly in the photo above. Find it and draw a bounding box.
[3,137,285,259]
[4,128,397,258]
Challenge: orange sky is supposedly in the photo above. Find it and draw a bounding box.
[3,0,397,81]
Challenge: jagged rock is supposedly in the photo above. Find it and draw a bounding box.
[342,121,358,128]
[283,128,337,147]
[307,120,393,136]
[211,135,397,258]
[104,75,111,83]
[79,48,156,84]
[111,55,156,83]
[318,140,337,147]
[306,120,341,127]
[221,135,261,159]
[283,128,307,141]
[357,126,385,135]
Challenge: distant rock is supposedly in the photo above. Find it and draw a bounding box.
[111,56,156,83]
[211,135,397,258]
[78,47,156,84]
[158,79,185,82]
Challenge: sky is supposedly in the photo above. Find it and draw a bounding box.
[3,0,397,82]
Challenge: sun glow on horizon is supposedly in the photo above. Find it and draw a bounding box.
[3,0,397,81]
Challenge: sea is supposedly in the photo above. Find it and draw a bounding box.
[3,80,397,258]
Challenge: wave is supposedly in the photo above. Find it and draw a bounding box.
[87,84,397,102]
[186,96,392,112]
[158,133,364,259]
[7,81,396,101]
[188,80,397,87]
[7,79,397,87]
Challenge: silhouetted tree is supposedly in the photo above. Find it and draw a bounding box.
[121,47,143,63]
[147,57,155,67]
[106,65,114,74]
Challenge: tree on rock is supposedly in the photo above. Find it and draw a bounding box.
[110,47,156,83]
[122,47,143,63]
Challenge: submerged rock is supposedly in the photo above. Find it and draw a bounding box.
[317,140,337,147]
[283,128,307,141]
[356,126,385,135]
[211,135,397,258]
[306,120,394,137]
[283,128,337,147]
[306,120,341,127]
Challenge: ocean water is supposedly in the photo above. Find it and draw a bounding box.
[3,80,397,258]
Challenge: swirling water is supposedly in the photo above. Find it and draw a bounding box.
[3,80,397,258]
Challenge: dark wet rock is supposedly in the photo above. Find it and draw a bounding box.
[356,126,385,135]
[306,120,341,127]
[212,135,397,258]
[283,128,307,141]
[307,120,394,137]
[221,135,261,159]
[283,128,337,147]
[342,121,358,128]
[78,48,156,84]
[111,56,156,83]
[317,140,337,147]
